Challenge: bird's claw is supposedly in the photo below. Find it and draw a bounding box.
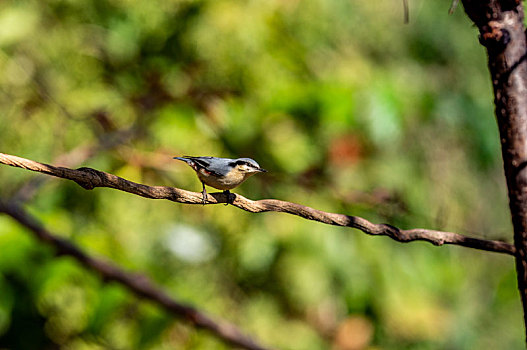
[223,190,234,206]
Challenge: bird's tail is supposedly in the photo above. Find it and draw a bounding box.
[173,156,193,164]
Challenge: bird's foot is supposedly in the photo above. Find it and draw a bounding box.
[223,190,234,205]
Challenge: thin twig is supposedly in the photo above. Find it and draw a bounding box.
[0,200,270,350]
[449,0,459,15]
[0,152,515,256]
[403,0,409,23]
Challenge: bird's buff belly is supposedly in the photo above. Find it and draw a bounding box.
[197,170,245,190]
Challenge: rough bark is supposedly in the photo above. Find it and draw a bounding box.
[461,0,527,340]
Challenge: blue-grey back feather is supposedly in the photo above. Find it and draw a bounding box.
[173,156,262,176]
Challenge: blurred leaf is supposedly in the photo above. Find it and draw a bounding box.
[0,0,522,348]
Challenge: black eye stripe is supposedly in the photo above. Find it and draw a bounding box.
[230,160,259,168]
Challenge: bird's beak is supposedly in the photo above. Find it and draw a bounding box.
[258,168,267,173]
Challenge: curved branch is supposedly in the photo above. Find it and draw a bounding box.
[0,200,270,350]
[0,152,515,256]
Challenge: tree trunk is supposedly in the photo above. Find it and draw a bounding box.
[461,0,527,341]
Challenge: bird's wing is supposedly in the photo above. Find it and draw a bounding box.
[187,156,213,167]
[180,156,227,177]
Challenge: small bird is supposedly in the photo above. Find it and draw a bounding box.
[173,156,267,204]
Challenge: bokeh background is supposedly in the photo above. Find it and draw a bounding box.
[0,0,523,349]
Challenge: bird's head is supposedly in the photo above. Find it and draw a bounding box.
[232,158,267,175]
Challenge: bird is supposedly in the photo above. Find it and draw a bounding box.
[173,156,267,204]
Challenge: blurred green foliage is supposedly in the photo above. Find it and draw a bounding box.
[0,0,523,349]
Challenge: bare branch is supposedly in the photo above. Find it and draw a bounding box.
[0,152,515,255]
[0,200,271,350]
